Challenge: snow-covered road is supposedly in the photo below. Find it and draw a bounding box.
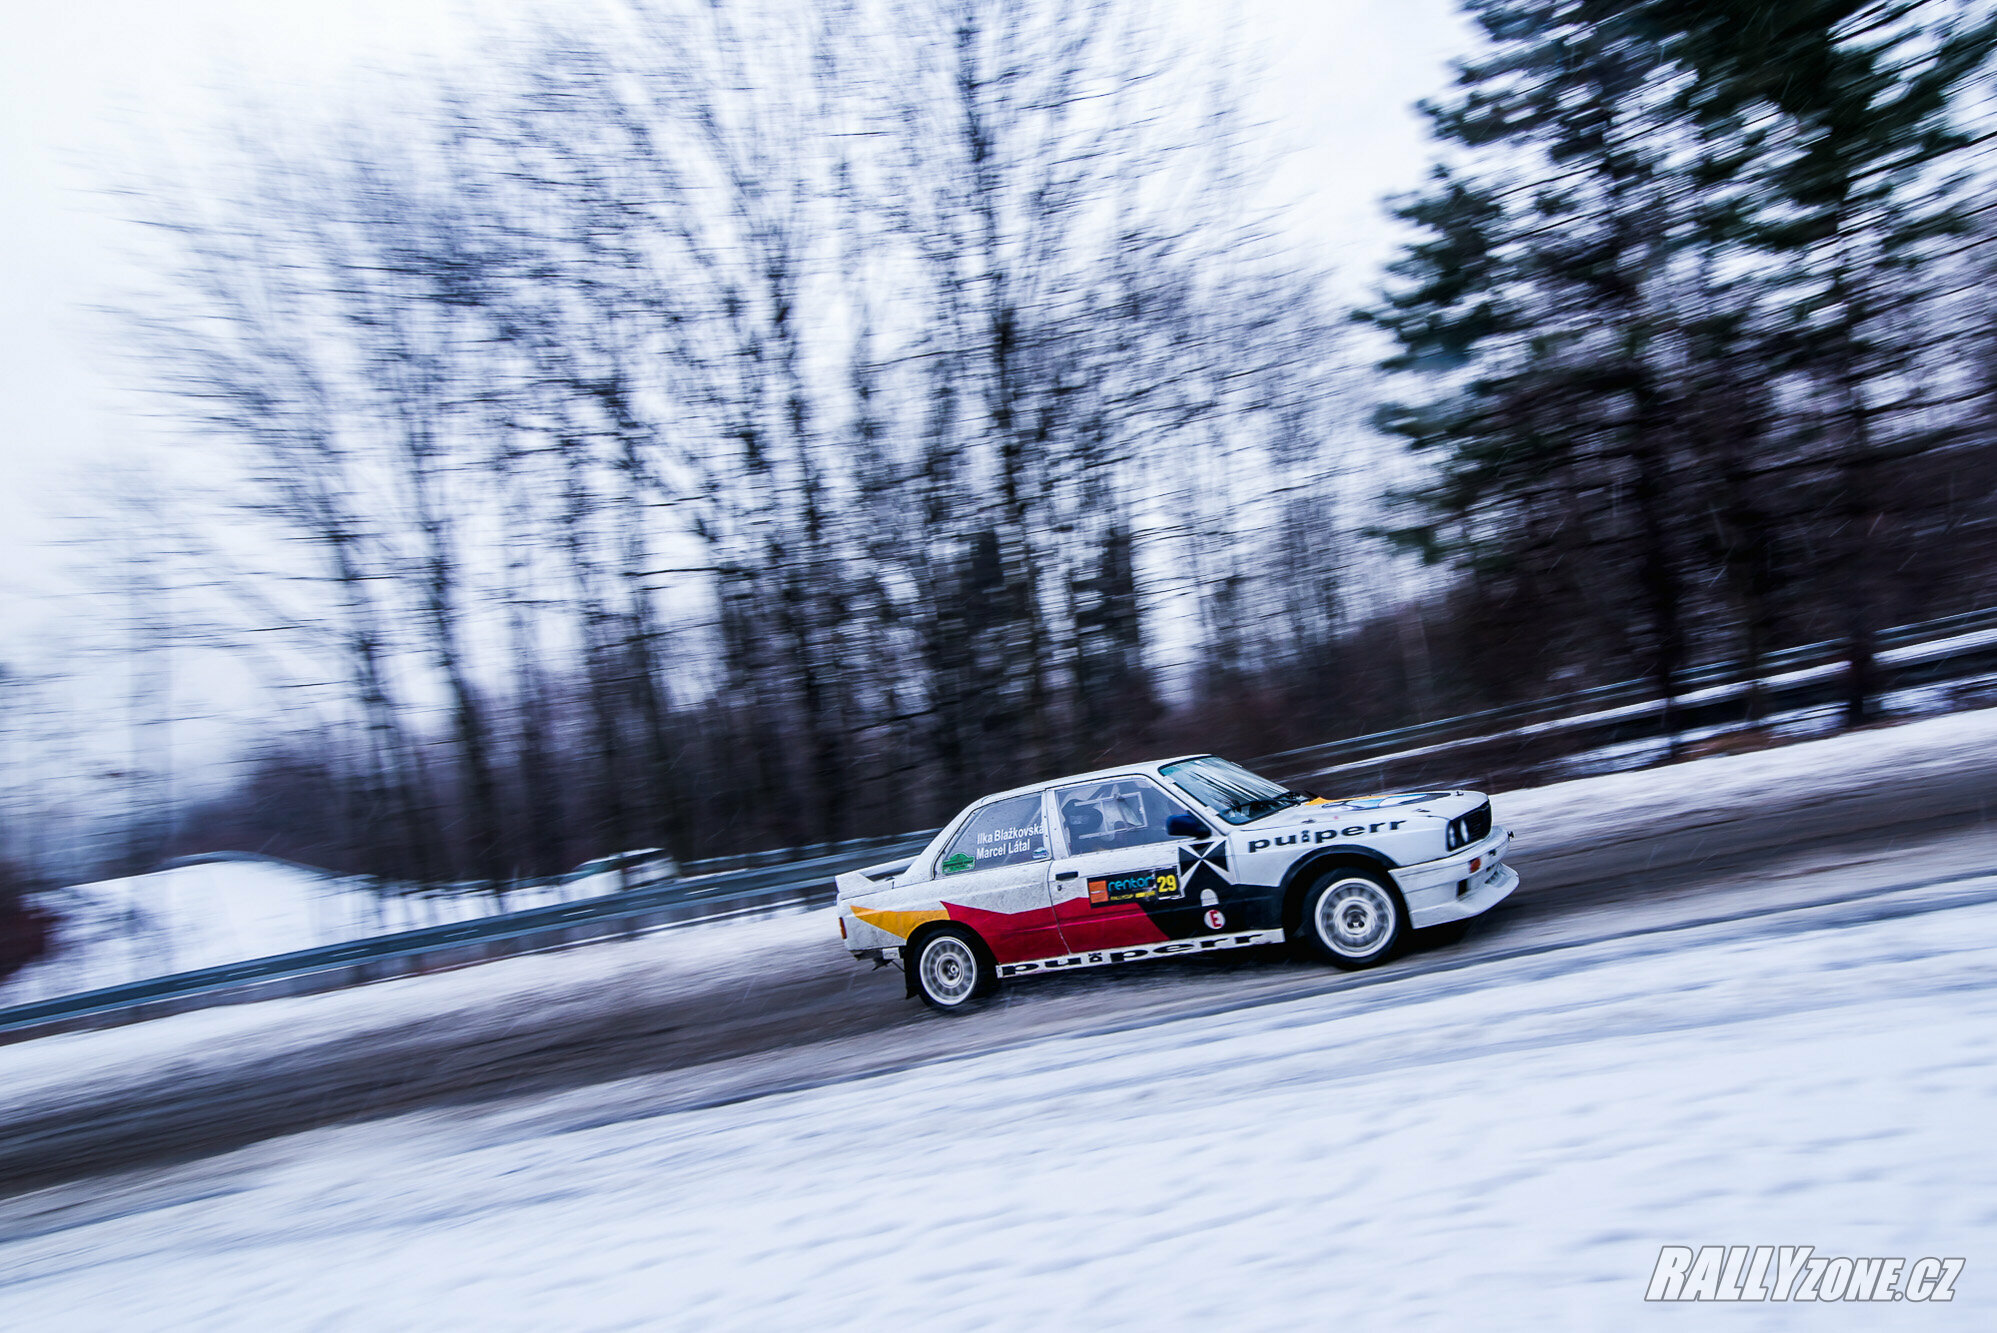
[3,870,1992,1328]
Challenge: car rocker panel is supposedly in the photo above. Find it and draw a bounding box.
[835,755,1517,999]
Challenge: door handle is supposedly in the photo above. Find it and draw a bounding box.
[1054,871,1078,880]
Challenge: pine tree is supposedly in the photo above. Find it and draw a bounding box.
[1369,0,1995,728]
[1365,1,1705,721]
[1645,0,1997,720]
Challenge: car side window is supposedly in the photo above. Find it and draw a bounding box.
[1053,777,1193,855]
[937,792,1050,875]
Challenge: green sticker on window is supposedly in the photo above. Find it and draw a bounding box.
[941,851,975,875]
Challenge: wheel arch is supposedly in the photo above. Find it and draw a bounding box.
[1279,848,1403,937]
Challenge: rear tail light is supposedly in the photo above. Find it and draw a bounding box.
[839,916,848,939]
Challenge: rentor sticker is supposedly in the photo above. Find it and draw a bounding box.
[1086,868,1182,906]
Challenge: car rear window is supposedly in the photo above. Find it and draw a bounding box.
[938,793,1049,875]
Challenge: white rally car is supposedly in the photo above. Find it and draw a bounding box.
[836,754,1517,1011]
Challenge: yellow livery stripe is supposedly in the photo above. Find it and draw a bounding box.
[850,905,949,940]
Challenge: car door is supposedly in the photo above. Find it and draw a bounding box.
[1046,775,1210,952]
[925,790,1066,964]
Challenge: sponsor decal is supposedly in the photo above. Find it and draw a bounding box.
[1178,838,1231,880]
[1204,908,1225,930]
[1177,838,1234,898]
[996,929,1284,977]
[1247,822,1404,853]
[1087,868,1182,906]
[940,851,975,875]
[1644,1248,1962,1303]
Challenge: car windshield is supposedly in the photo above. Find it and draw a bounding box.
[1160,756,1307,825]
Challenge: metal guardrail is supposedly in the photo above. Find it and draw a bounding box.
[7,603,1994,1041]
[0,832,934,1040]
[1256,605,1997,778]
[675,828,940,879]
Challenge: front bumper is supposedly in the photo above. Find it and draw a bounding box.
[1391,830,1519,929]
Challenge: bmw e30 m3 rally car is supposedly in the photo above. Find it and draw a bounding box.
[835,754,1516,1011]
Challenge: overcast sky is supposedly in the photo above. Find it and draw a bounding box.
[0,0,1471,660]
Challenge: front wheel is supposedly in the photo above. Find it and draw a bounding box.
[1299,870,1406,970]
[911,926,996,1012]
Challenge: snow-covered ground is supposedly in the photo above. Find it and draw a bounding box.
[0,904,840,1122]
[1,872,1991,1328]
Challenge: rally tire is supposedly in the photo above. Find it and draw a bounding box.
[911,926,996,1013]
[1299,869,1406,970]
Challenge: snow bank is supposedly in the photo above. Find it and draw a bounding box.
[2,878,1990,1328]
[0,858,644,1009]
[0,862,386,1007]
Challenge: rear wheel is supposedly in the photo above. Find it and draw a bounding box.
[911,926,995,1012]
[1299,869,1406,970]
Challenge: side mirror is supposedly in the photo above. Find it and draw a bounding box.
[1166,813,1210,840]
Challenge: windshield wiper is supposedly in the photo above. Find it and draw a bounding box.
[1235,791,1307,820]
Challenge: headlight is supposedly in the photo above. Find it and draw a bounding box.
[1445,801,1493,851]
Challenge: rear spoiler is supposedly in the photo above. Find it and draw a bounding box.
[835,857,915,901]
